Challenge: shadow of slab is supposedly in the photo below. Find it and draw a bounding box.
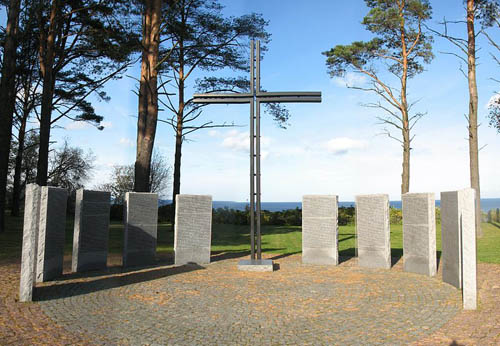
[35,263,205,301]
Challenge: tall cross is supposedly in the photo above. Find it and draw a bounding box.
[193,40,321,263]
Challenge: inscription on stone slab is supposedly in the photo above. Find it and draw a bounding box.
[72,189,111,272]
[36,186,68,282]
[123,192,158,267]
[440,191,462,289]
[19,184,41,302]
[402,193,436,276]
[174,195,212,265]
[355,194,391,269]
[302,195,338,265]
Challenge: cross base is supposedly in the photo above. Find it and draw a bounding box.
[237,259,274,272]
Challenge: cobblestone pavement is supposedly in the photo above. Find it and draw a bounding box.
[0,254,499,345]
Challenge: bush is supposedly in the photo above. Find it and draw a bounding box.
[338,206,355,225]
[211,206,356,226]
[213,207,249,225]
[390,207,402,225]
[435,207,441,224]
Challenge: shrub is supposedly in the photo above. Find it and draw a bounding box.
[390,207,402,225]
[338,206,355,225]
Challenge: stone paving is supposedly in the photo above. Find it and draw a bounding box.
[1,253,499,345]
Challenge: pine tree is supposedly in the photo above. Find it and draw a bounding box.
[0,0,21,232]
[323,0,433,195]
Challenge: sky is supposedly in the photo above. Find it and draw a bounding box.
[2,0,500,202]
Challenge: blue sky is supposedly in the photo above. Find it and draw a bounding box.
[3,1,500,201]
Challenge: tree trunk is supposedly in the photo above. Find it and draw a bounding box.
[134,0,161,192]
[11,108,29,217]
[172,122,183,207]
[171,31,185,221]
[399,6,410,195]
[467,0,482,237]
[401,125,410,194]
[172,75,184,218]
[36,0,59,186]
[0,0,21,232]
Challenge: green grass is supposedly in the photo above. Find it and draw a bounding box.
[1,213,500,264]
[477,222,500,263]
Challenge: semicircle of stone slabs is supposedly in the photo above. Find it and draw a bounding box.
[35,256,461,345]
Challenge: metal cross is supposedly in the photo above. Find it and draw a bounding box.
[193,40,321,261]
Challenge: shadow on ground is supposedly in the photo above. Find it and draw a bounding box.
[490,222,500,230]
[210,249,300,262]
[35,263,205,301]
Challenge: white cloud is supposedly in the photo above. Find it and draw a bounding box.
[222,130,249,152]
[119,137,134,147]
[222,130,271,154]
[323,137,366,155]
[65,121,90,130]
[331,72,367,88]
[208,130,218,137]
[221,130,272,162]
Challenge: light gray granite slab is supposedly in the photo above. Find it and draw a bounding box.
[36,186,67,282]
[402,193,437,276]
[355,194,391,269]
[441,188,477,310]
[123,192,158,267]
[72,189,111,272]
[460,188,477,310]
[440,191,462,289]
[174,194,212,265]
[19,184,41,302]
[302,195,338,265]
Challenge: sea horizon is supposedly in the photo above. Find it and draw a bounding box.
[160,198,500,212]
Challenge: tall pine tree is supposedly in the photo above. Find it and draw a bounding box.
[323,0,433,195]
[159,0,271,211]
[35,0,140,186]
[0,0,21,232]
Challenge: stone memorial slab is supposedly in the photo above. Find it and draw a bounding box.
[72,189,111,272]
[355,194,391,269]
[174,194,212,265]
[440,191,462,289]
[19,184,41,302]
[123,192,158,267]
[402,193,437,276]
[460,188,477,310]
[302,195,338,265]
[36,186,68,282]
[441,188,477,310]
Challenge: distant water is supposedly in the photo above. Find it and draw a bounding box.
[161,198,500,212]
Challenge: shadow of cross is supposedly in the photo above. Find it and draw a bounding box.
[193,40,321,262]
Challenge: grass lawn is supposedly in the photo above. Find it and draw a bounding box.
[1,213,499,264]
